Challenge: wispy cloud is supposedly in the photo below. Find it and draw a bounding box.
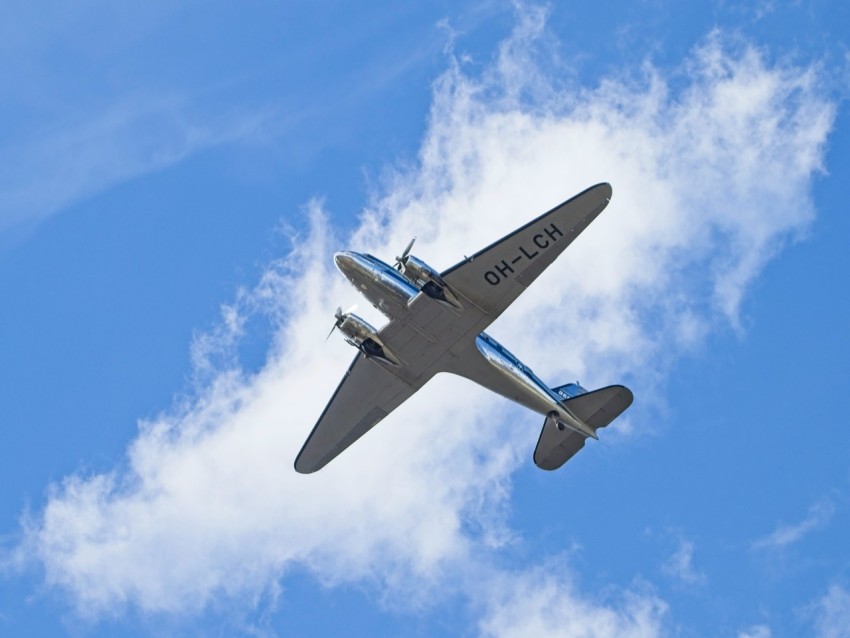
[0,95,270,234]
[7,7,834,632]
[662,538,706,586]
[739,625,772,638]
[808,584,850,638]
[0,2,278,238]
[753,500,836,551]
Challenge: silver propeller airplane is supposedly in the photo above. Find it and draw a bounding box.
[295,183,633,473]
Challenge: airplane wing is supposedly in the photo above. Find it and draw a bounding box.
[294,353,424,473]
[440,182,612,318]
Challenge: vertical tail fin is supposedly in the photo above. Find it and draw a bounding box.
[551,382,588,400]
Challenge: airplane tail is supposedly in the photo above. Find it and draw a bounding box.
[533,384,634,471]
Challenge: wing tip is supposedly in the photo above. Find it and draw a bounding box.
[581,181,612,202]
[294,449,323,474]
[294,460,319,474]
[594,181,613,199]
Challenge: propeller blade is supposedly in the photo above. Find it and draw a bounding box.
[327,305,356,341]
[394,236,416,271]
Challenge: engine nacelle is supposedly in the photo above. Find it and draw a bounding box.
[336,312,378,346]
[336,312,399,365]
[399,254,438,288]
[400,255,462,309]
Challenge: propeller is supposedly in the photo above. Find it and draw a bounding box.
[393,237,416,271]
[325,305,356,341]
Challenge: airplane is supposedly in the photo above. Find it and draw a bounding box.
[295,182,633,474]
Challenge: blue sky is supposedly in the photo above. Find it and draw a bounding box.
[1,2,849,636]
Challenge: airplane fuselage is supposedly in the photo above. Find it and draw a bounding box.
[333,251,596,439]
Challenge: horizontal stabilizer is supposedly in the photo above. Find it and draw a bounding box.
[534,414,586,470]
[533,385,633,471]
[562,384,633,430]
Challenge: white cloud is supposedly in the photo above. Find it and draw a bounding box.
[478,569,667,638]
[753,499,835,551]
[809,584,850,638]
[661,538,705,586]
[9,7,834,633]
